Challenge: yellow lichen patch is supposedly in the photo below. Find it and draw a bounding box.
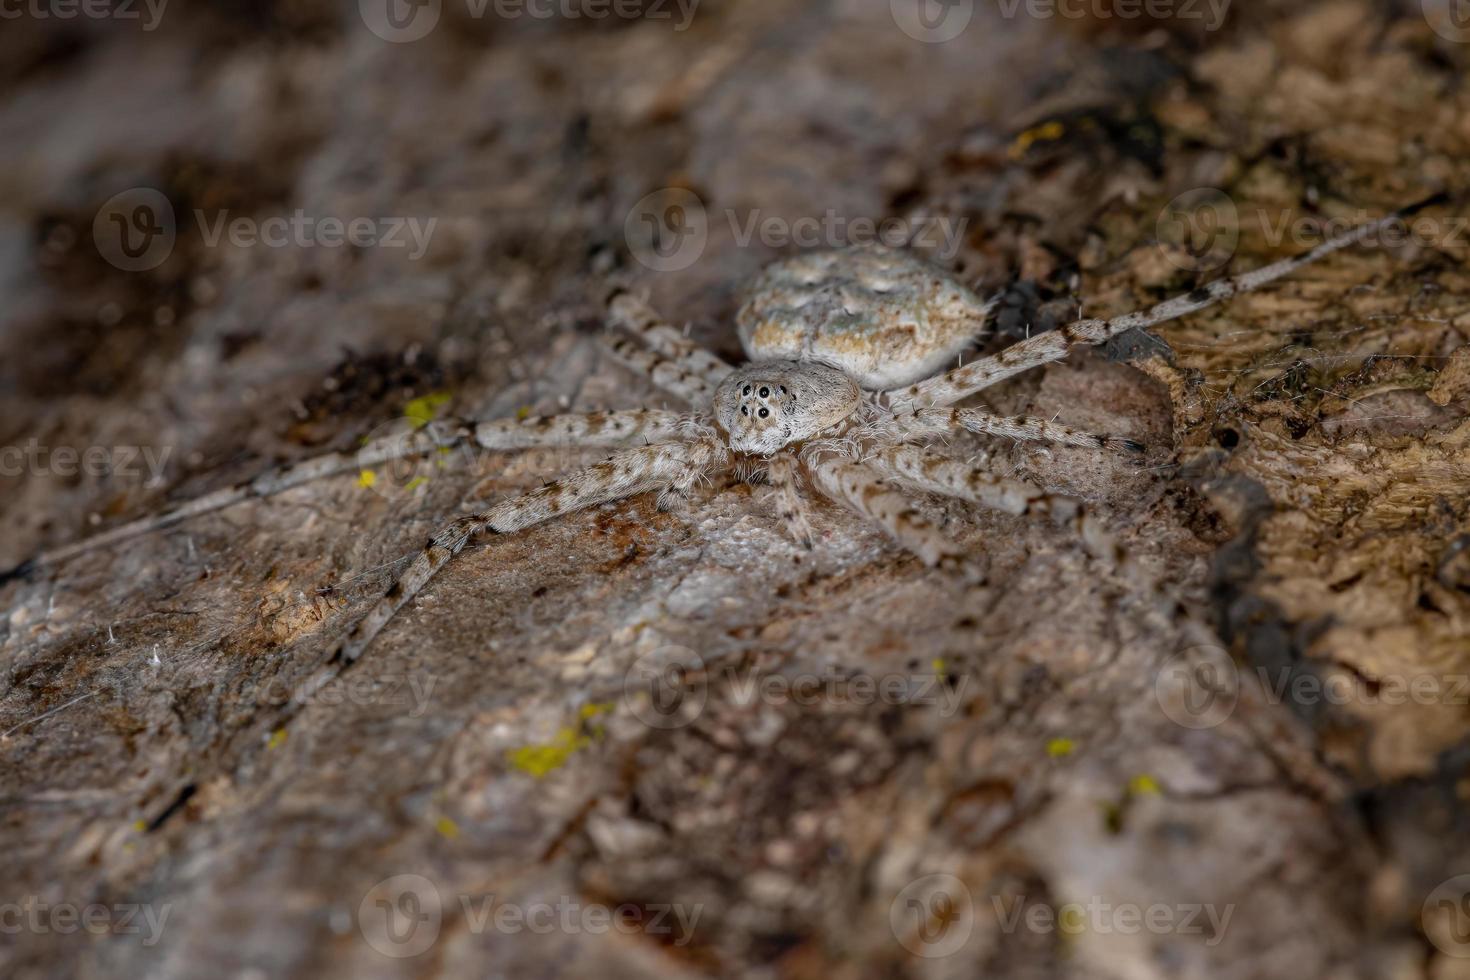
[405,391,451,429]
[507,705,615,777]
[404,475,428,492]
[1007,120,1065,160]
[1047,738,1077,758]
[266,728,288,750]
[507,728,590,778]
[1129,774,1161,796]
[516,405,533,421]
[435,816,460,840]
[357,469,377,489]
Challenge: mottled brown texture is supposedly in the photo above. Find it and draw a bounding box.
[2,2,1470,979]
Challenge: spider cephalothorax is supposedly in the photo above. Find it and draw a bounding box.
[3,202,1433,665]
[714,363,860,455]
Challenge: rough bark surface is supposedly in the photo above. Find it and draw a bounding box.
[2,2,1469,977]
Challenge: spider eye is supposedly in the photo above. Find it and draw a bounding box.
[743,385,751,395]
[741,406,749,416]
[758,407,769,418]
[759,387,770,398]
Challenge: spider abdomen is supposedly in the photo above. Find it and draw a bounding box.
[735,244,991,390]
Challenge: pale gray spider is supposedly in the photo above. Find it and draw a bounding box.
[2,202,1432,664]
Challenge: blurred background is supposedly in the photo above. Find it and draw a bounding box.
[3,1,1470,977]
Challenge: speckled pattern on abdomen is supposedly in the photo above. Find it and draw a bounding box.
[734,244,993,390]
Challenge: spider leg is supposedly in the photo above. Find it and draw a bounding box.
[472,409,691,451]
[888,195,1446,410]
[10,409,694,575]
[606,288,734,388]
[602,334,723,406]
[334,436,726,662]
[805,451,969,573]
[864,442,1119,560]
[896,407,1144,453]
[764,453,814,550]
[602,288,735,405]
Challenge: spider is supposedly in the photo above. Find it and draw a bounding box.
[1,201,1432,665]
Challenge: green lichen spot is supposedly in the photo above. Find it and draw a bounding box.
[507,706,614,778]
[405,391,452,429]
[508,728,589,778]
[1128,774,1161,796]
